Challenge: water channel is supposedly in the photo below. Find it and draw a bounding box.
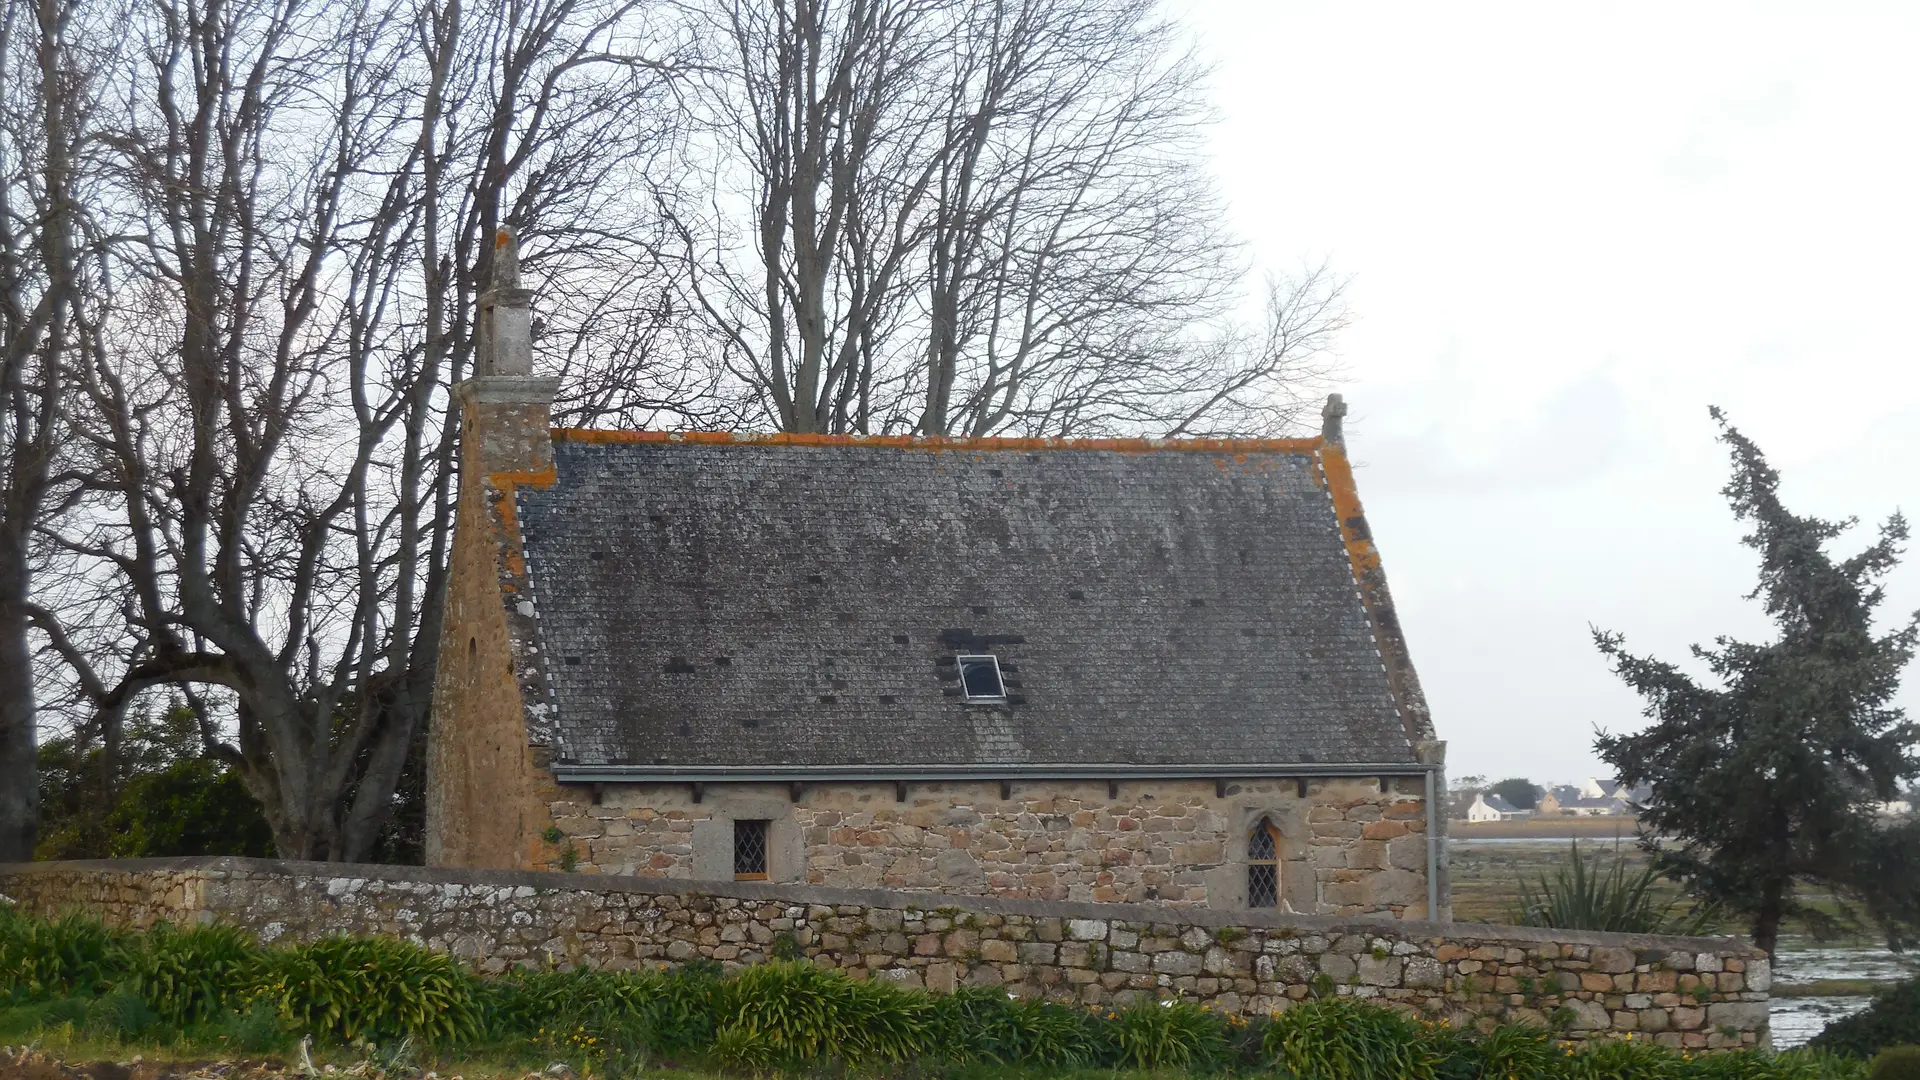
[1769,940,1916,1048]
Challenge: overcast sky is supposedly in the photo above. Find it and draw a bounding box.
[1175,3,1920,786]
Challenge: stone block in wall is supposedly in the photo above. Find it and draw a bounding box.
[1153,950,1203,976]
[1356,954,1401,986]
[1364,869,1425,907]
[1404,957,1444,989]
[1708,1002,1768,1031]
[1562,999,1613,1031]
[1592,947,1636,974]
[1319,953,1357,980]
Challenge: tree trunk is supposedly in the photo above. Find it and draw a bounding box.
[0,541,38,861]
[1751,877,1786,960]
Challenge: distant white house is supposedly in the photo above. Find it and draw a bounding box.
[1541,789,1631,817]
[1578,777,1650,801]
[1467,792,1534,822]
[1545,778,1650,816]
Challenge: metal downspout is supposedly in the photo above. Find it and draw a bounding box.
[1425,767,1439,919]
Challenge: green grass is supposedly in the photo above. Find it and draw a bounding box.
[1452,838,1883,939]
[1776,981,1909,999]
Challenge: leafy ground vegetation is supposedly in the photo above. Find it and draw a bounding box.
[0,905,1896,1080]
[1814,980,1920,1061]
[1504,841,1722,937]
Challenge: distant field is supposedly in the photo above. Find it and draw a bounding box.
[1449,833,1660,924]
[1446,816,1659,924]
[1448,815,1650,840]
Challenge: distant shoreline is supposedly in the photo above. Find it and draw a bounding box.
[1450,816,1650,840]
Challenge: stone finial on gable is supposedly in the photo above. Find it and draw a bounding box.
[477,226,535,379]
[1320,393,1347,447]
[455,224,557,475]
[490,225,521,289]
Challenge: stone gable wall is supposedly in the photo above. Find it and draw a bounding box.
[0,858,1764,1050]
[546,777,1436,918]
[424,384,561,871]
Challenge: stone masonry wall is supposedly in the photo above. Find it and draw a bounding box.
[424,382,561,871]
[543,776,1438,918]
[0,858,1765,1049]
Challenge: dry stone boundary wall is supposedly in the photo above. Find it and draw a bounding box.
[0,858,1768,1050]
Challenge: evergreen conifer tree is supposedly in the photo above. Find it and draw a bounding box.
[1595,409,1920,958]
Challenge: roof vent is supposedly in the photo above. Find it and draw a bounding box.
[956,655,1007,703]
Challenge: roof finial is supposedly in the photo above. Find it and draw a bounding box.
[491,225,520,290]
[476,225,532,378]
[1320,393,1347,447]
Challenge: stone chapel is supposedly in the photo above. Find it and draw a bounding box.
[424,231,1450,919]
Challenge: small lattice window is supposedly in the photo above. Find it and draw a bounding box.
[1248,818,1280,908]
[734,819,769,880]
[956,655,1006,702]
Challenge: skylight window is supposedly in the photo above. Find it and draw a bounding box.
[956,655,1006,702]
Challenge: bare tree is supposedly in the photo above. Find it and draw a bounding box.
[661,0,957,434]
[649,0,1338,440]
[911,0,1226,436]
[0,0,100,859]
[33,0,683,860]
[1153,264,1349,438]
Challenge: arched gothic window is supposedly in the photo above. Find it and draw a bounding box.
[1248,818,1281,908]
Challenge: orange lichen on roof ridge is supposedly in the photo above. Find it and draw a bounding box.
[1316,441,1379,579]
[551,428,1323,455]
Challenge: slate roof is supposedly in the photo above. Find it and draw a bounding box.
[515,433,1420,774]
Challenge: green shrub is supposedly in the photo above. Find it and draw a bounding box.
[1263,995,1441,1080]
[1222,1010,1273,1069]
[130,922,260,1027]
[484,964,719,1070]
[1512,840,1721,935]
[711,960,935,1066]
[929,987,1101,1066]
[105,759,276,858]
[82,988,161,1041]
[1441,1022,1558,1080]
[1109,999,1227,1070]
[0,909,134,1000]
[249,934,483,1044]
[1779,1049,1882,1080]
[1872,1046,1920,1080]
[1816,980,1920,1059]
[709,1018,778,1073]
[1425,1021,1483,1080]
[1724,1048,1876,1080]
[35,704,276,861]
[0,997,89,1040]
[213,998,293,1055]
[1558,1036,1688,1080]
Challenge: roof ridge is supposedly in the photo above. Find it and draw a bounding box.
[551,428,1323,454]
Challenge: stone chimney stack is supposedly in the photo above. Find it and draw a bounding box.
[456,227,558,476]
[1320,392,1346,447]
